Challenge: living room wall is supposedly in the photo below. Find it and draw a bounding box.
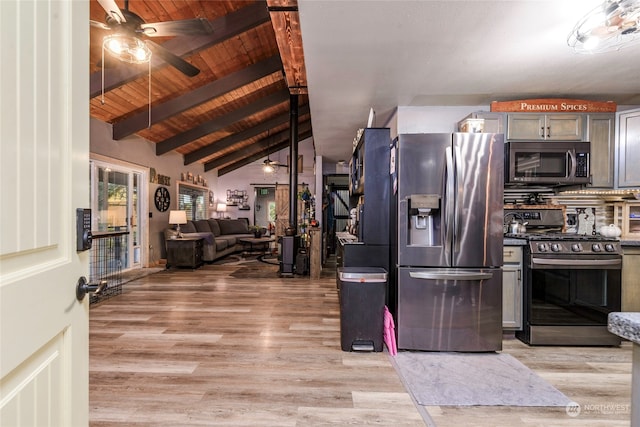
[213,136,317,224]
[90,118,217,265]
[90,118,317,266]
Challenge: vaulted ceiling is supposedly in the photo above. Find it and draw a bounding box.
[91,1,640,175]
[89,0,309,176]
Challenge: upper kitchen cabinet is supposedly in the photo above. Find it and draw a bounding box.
[458,112,505,134]
[618,109,640,188]
[507,114,585,141]
[588,113,615,188]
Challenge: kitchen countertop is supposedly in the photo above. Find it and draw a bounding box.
[621,240,640,247]
[608,312,640,427]
[609,312,640,345]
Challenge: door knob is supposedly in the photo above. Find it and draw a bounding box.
[76,276,107,301]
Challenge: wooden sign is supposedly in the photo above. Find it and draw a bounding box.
[491,98,617,113]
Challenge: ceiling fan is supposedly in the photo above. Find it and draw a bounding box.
[91,0,213,77]
[262,156,288,173]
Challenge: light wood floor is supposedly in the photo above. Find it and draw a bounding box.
[89,258,632,426]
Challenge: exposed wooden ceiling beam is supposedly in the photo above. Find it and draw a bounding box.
[217,141,289,175]
[204,120,312,171]
[155,87,289,154]
[267,0,307,94]
[218,129,313,176]
[184,103,310,165]
[89,2,271,98]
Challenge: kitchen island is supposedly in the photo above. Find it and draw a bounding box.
[608,312,640,426]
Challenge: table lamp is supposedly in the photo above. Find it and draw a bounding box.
[169,210,188,238]
[216,202,227,218]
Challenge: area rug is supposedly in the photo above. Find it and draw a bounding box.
[391,351,573,407]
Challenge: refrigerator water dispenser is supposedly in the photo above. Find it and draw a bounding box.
[408,194,440,246]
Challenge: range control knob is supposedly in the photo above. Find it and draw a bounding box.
[605,243,616,252]
[537,243,548,252]
[550,243,561,252]
[592,243,602,252]
[571,243,583,252]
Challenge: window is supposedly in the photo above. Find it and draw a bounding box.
[178,182,208,220]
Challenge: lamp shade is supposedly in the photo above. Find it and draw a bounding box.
[216,203,227,212]
[169,210,187,225]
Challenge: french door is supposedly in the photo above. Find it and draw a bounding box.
[90,159,147,269]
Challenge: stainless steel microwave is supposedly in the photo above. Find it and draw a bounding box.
[505,141,590,185]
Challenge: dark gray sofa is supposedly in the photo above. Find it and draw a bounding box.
[164,218,255,262]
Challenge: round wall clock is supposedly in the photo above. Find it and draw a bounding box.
[154,186,170,212]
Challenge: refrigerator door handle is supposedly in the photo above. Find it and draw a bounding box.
[453,145,463,253]
[444,147,455,261]
[409,270,494,281]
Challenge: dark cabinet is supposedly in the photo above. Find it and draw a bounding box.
[166,237,204,269]
[349,128,392,245]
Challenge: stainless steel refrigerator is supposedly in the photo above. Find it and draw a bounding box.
[393,133,504,352]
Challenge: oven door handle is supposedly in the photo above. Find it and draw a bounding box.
[410,271,493,281]
[531,257,622,267]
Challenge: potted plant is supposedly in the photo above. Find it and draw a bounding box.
[249,225,263,238]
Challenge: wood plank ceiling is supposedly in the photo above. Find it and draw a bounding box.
[89,0,310,176]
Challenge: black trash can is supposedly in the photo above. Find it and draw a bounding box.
[338,267,388,352]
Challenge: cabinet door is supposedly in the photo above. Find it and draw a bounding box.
[507,114,546,140]
[502,246,522,330]
[546,114,584,140]
[618,109,640,187]
[502,267,522,329]
[479,112,505,134]
[507,114,584,140]
[622,247,640,311]
[588,114,615,188]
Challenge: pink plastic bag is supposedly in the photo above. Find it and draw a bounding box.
[383,305,397,356]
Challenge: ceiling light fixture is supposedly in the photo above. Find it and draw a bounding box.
[568,0,640,53]
[103,34,152,64]
[263,160,275,174]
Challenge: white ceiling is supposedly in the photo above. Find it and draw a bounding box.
[298,0,640,163]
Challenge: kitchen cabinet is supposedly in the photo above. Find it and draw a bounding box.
[588,113,615,188]
[618,109,640,187]
[503,245,523,330]
[622,246,640,312]
[507,113,585,141]
[458,111,505,134]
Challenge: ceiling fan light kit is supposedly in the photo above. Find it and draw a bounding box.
[92,0,213,75]
[262,161,275,174]
[103,34,151,64]
[568,0,640,53]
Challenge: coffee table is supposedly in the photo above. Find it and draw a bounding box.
[238,236,275,257]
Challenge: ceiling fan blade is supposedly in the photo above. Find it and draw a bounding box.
[97,0,126,24]
[140,18,214,37]
[90,20,111,31]
[145,40,200,77]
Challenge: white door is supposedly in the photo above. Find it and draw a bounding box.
[0,1,90,426]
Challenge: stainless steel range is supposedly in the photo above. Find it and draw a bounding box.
[505,207,622,346]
